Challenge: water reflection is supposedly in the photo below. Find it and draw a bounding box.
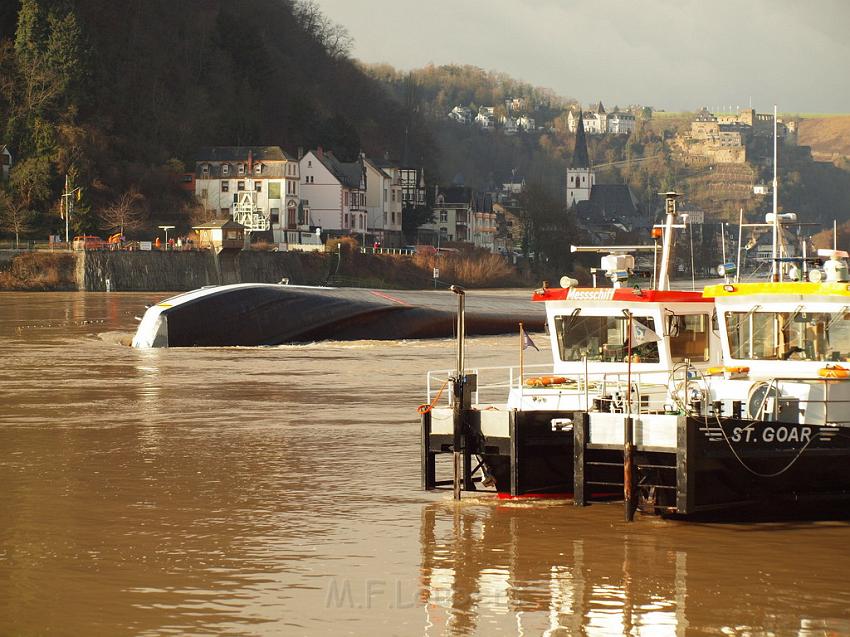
[421,503,684,635]
[4,293,850,635]
[419,501,850,636]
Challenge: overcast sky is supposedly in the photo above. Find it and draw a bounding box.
[314,0,848,113]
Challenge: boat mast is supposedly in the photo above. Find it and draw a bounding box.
[736,208,743,283]
[572,191,680,290]
[772,104,779,282]
[658,191,680,291]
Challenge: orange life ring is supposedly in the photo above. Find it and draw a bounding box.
[707,366,750,376]
[819,365,850,378]
[525,375,568,387]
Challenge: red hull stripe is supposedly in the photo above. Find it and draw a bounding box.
[532,287,714,303]
[496,491,622,500]
[369,290,412,306]
[497,492,572,500]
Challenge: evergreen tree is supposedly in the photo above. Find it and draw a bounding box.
[45,8,88,108]
[13,0,44,71]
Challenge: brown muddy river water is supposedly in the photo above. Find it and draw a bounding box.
[1,292,850,636]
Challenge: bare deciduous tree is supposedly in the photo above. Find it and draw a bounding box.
[99,188,146,236]
[291,0,352,59]
[0,191,36,248]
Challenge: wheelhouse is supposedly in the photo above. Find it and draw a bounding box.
[707,282,850,378]
[539,287,716,376]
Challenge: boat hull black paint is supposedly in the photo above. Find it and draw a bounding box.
[149,285,546,347]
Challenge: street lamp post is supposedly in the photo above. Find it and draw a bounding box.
[61,186,82,248]
[159,225,175,249]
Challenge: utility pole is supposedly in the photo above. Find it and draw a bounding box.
[61,174,82,249]
[64,174,70,247]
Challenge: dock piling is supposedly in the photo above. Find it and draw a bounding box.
[624,415,636,521]
[451,285,466,501]
[574,413,588,506]
[421,411,436,490]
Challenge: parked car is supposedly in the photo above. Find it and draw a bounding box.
[72,235,105,251]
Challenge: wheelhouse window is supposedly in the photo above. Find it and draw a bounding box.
[669,314,710,362]
[725,309,850,361]
[554,315,660,363]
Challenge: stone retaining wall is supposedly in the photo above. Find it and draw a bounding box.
[80,250,331,291]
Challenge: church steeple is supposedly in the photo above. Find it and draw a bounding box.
[571,110,590,169]
[566,110,594,208]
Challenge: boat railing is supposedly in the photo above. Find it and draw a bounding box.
[709,375,850,426]
[424,367,850,423]
[425,365,674,414]
[426,364,552,407]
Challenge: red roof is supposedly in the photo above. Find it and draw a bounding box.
[532,287,714,303]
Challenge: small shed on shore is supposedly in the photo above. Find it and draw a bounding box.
[192,219,245,252]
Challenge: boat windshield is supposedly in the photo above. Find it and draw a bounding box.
[725,309,850,361]
[669,314,711,363]
[554,315,660,363]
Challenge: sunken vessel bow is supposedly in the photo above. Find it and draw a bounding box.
[132,283,546,348]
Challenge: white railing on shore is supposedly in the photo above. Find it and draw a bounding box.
[360,247,416,256]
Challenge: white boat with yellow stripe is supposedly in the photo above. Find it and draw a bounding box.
[684,271,850,512]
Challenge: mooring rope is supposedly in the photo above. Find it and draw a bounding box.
[666,364,820,478]
[709,410,822,478]
[418,378,450,415]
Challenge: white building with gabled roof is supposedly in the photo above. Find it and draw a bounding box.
[300,148,367,239]
[568,102,634,135]
[194,146,302,246]
[448,105,473,124]
[363,156,404,247]
[516,115,536,132]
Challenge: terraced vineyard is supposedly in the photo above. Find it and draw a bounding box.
[798,116,850,160]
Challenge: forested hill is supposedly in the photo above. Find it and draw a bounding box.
[365,63,574,122]
[0,0,432,234]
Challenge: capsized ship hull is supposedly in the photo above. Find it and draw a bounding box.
[132,283,546,348]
